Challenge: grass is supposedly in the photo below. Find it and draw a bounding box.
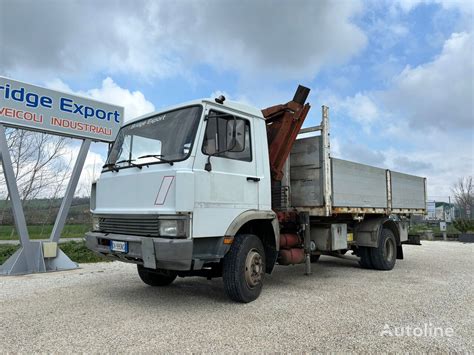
[0,244,20,264]
[60,241,111,263]
[0,224,90,240]
[0,241,110,265]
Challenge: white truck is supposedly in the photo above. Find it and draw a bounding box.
[86,86,426,303]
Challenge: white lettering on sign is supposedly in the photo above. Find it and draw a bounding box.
[0,77,124,142]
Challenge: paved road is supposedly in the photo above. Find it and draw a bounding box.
[0,237,84,245]
[0,241,472,352]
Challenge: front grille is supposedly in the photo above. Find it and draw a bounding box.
[99,216,159,237]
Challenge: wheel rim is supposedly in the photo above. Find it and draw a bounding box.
[245,249,264,288]
[384,237,395,262]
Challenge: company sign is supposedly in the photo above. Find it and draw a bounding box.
[0,77,123,142]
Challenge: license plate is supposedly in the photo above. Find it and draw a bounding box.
[110,240,128,253]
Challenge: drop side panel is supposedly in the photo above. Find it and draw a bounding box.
[331,159,387,208]
[391,171,425,209]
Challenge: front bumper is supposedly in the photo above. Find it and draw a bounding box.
[85,232,193,271]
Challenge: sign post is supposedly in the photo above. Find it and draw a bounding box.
[440,221,447,241]
[0,76,123,275]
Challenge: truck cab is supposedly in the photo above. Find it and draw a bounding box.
[86,98,279,301]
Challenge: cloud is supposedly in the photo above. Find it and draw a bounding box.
[308,89,381,133]
[0,0,367,82]
[325,32,474,199]
[341,93,379,129]
[392,156,433,172]
[336,140,387,167]
[382,32,473,131]
[392,0,473,14]
[45,77,155,120]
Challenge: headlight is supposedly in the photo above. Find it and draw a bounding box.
[92,216,100,231]
[159,220,185,237]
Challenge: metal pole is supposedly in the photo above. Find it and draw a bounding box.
[302,212,312,275]
[321,106,332,217]
[448,196,452,222]
[0,125,31,247]
[50,139,91,242]
[0,124,38,272]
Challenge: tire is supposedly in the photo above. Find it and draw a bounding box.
[310,255,320,263]
[358,246,374,269]
[223,234,266,303]
[370,228,397,270]
[137,265,177,286]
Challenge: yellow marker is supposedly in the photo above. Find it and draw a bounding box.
[347,233,353,242]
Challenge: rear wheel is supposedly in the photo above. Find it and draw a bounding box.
[223,234,265,303]
[370,228,397,270]
[137,265,177,286]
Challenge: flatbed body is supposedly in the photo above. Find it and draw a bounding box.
[289,135,426,216]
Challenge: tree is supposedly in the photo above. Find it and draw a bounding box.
[0,128,71,224]
[452,176,473,219]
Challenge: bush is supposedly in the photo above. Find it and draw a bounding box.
[59,241,111,263]
[453,219,474,233]
[0,245,20,264]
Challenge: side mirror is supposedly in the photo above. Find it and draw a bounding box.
[204,112,246,172]
[226,119,245,152]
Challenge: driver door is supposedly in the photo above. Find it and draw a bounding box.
[192,106,259,237]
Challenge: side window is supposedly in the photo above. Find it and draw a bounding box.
[202,110,252,162]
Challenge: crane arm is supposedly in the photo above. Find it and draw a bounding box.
[262,85,311,181]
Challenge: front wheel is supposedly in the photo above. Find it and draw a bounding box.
[223,234,266,303]
[137,265,177,286]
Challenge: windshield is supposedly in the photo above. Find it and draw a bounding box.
[104,105,202,170]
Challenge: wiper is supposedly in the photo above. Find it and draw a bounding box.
[115,159,143,169]
[137,154,174,166]
[102,162,119,172]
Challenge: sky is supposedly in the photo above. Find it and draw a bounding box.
[0,0,473,200]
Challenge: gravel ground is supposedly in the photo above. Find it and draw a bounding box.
[0,241,472,353]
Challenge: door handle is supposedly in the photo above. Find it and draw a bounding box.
[247,177,260,182]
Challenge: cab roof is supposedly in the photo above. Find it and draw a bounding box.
[124,98,264,125]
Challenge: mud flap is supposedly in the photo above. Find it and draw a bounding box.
[397,245,404,260]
